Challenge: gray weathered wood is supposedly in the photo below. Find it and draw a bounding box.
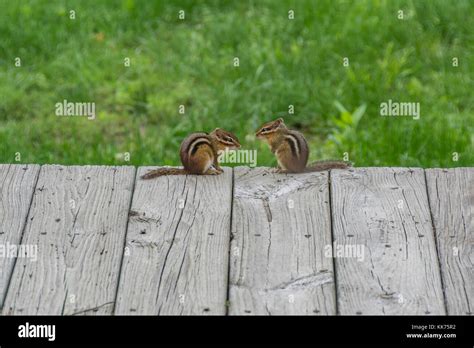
[426,168,473,315]
[0,164,40,309]
[2,165,135,315]
[0,164,471,316]
[115,167,233,315]
[331,168,446,315]
[229,167,336,315]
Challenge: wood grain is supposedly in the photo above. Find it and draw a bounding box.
[0,164,40,309]
[2,165,135,315]
[115,167,233,315]
[331,168,445,315]
[1,164,471,316]
[229,167,336,315]
[426,168,473,315]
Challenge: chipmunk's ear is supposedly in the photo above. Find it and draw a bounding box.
[276,118,285,124]
[212,128,221,133]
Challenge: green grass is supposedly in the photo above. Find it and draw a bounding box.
[0,0,472,167]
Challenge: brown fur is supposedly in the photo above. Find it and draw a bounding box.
[141,167,187,179]
[256,118,308,172]
[305,160,352,172]
[141,129,240,179]
[256,118,351,173]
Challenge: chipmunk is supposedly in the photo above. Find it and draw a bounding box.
[255,118,351,173]
[141,128,241,179]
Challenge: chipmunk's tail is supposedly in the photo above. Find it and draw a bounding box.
[304,160,352,172]
[141,168,188,179]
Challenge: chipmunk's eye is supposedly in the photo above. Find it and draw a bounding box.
[226,136,233,142]
[262,127,269,132]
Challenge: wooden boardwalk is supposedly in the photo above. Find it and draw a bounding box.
[0,164,472,315]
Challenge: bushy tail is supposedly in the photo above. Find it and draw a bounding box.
[304,160,352,172]
[141,168,187,179]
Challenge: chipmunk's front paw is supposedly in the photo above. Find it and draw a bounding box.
[205,168,220,175]
[212,164,224,173]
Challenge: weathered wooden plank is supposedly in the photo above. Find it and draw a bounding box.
[2,165,135,315]
[331,168,446,315]
[229,167,335,315]
[115,167,233,315]
[0,164,40,309]
[426,168,473,315]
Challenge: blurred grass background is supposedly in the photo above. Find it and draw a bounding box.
[0,0,472,167]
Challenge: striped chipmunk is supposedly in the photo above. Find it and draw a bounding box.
[141,128,241,179]
[255,118,352,173]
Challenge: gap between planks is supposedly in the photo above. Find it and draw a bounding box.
[0,165,472,316]
[2,165,136,315]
